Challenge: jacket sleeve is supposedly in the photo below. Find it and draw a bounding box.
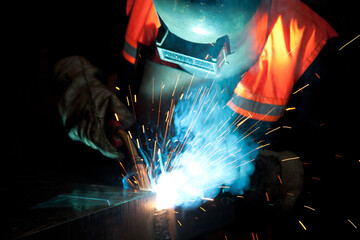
[54,56,135,159]
[122,0,160,64]
[228,0,338,122]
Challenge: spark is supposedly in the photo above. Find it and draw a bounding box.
[177,220,182,226]
[293,84,309,94]
[304,205,315,211]
[128,131,133,139]
[172,74,180,97]
[288,45,299,54]
[234,158,256,169]
[315,73,320,79]
[282,156,300,162]
[311,177,320,181]
[265,126,281,135]
[115,86,120,90]
[126,96,130,106]
[163,99,175,150]
[128,85,136,119]
[251,232,259,240]
[114,113,119,121]
[134,94,137,103]
[165,139,171,147]
[205,70,212,79]
[286,107,296,111]
[338,34,360,51]
[347,218,358,229]
[157,149,165,173]
[185,73,195,99]
[265,192,269,202]
[237,127,260,143]
[204,102,218,123]
[233,115,251,132]
[298,220,307,230]
[118,160,127,175]
[277,174,282,184]
[142,125,145,133]
[165,111,169,122]
[126,178,136,188]
[152,140,157,164]
[218,56,226,68]
[237,195,244,198]
[205,93,217,112]
[257,143,270,150]
[209,74,222,93]
[199,207,206,212]
[201,197,214,201]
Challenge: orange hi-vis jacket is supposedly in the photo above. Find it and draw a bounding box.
[122,0,160,64]
[123,0,338,122]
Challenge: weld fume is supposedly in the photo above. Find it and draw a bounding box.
[155,77,258,209]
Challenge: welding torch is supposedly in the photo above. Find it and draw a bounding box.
[116,128,152,191]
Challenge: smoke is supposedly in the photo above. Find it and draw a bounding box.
[154,77,258,209]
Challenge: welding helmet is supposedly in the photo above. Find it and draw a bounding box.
[153,0,265,78]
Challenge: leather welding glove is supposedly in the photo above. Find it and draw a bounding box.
[249,149,304,212]
[54,56,134,159]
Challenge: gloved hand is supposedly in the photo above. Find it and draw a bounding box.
[54,56,135,159]
[249,149,304,212]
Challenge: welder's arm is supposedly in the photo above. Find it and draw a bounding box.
[54,56,135,159]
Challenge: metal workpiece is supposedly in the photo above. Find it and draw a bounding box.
[153,209,176,240]
[175,196,236,240]
[154,194,236,240]
[8,184,155,240]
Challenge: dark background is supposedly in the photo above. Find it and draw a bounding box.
[3,1,359,239]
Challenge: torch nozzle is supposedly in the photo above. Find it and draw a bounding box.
[117,129,152,191]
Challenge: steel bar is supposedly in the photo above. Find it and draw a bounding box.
[9,184,155,240]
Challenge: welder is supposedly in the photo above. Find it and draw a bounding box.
[53,0,338,207]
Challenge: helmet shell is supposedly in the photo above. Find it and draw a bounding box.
[153,0,261,44]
